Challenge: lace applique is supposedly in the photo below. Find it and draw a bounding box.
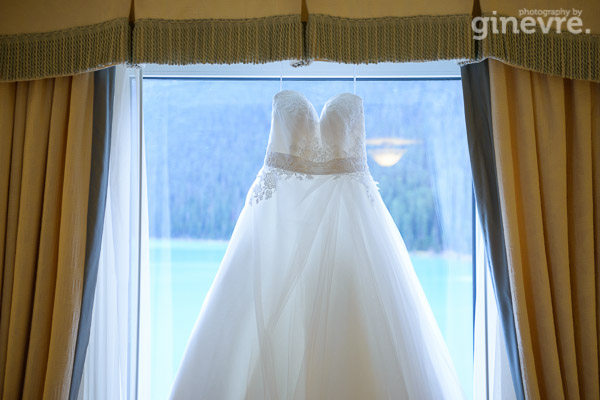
[287,133,366,164]
[323,93,364,136]
[248,167,377,206]
[333,172,378,203]
[249,166,313,205]
[289,136,332,163]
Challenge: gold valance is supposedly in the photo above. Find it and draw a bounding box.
[477,0,600,82]
[131,0,303,65]
[0,0,131,82]
[305,0,476,63]
[0,0,599,82]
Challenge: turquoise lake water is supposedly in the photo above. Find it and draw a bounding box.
[149,239,473,399]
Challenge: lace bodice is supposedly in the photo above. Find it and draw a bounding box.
[249,90,374,205]
[267,90,367,164]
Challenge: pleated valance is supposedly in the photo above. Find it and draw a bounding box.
[1,0,599,82]
[477,0,600,82]
[132,0,303,65]
[305,0,476,64]
[0,0,131,82]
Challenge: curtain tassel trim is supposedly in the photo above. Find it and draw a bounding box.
[0,18,130,82]
[132,15,304,65]
[477,13,600,83]
[306,14,476,64]
[1,13,599,82]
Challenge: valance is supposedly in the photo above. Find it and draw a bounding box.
[0,0,131,82]
[0,0,599,82]
[477,0,600,82]
[305,0,476,64]
[132,0,303,65]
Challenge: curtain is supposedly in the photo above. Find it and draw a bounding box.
[0,72,98,398]
[78,65,151,400]
[461,59,524,399]
[69,67,116,399]
[487,59,599,399]
[464,58,600,399]
[472,201,518,400]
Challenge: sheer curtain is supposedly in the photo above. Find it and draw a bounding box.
[473,205,517,400]
[78,65,151,400]
[461,60,524,399]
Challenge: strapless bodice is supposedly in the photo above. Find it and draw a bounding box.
[264,90,367,174]
[249,90,373,205]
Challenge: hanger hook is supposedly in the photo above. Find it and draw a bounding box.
[353,64,357,95]
[280,61,283,92]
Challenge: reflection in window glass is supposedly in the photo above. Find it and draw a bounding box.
[143,77,472,399]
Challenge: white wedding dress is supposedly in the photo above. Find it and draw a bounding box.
[169,90,465,400]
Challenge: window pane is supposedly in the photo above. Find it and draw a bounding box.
[143,77,472,399]
[357,79,473,396]
[144,79,278,399]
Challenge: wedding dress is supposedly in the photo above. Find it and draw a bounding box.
[169,90,465,399]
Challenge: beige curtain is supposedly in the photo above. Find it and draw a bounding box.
[488,59,600,399]
[0,73,95,398]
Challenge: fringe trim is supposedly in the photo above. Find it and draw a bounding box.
[132,15,303,65]
[0,18,131,82]
[1,12,597,82]
[478,13,600,82]
[306,14,475,64]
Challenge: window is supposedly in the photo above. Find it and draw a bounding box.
[141,61,474,399]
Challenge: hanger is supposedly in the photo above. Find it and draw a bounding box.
[280,60,283,91]
[286,60,358,95]
[353,64,357,95]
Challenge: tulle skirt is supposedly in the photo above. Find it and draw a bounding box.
[169,170,465,400]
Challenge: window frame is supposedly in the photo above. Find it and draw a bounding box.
[135,60,494,399]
